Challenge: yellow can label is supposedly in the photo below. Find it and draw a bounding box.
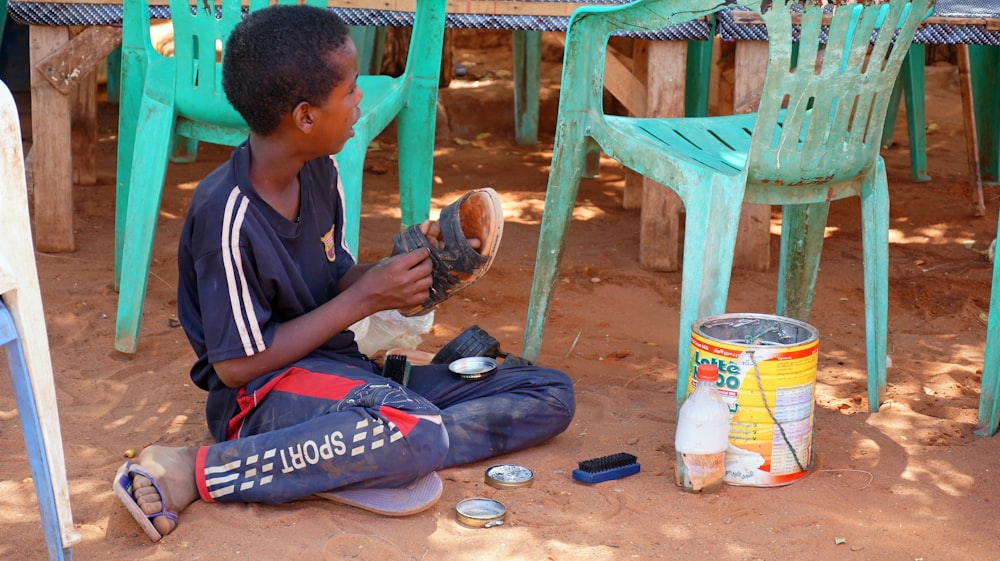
[690,329,818,487]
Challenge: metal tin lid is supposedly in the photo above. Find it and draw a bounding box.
[448,357,498,380]
[484,464,534,489]
[455,497,506,528]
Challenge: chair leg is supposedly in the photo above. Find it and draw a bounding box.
[975,208,1000,437]
[900,45,929,183]
[115,94,176,354]
[395,79,438,232]
[349,25,387,76]
[522,126,590,364]
[775,202,830,322]
[882,45,929,183]
[114,45,148,290]
[968,45,999,184]
[106,45,121,105]
[582,137,601,179]
[975,259,1000,436]
[0,301,72,561]
[334,139,366,255]
[881,73,902,148]
[0,7,7,54]
[673,179,742,408]
[684,37,713,118]
[512,30,541,146]
[169,134,199,164]
[860,164,890,412]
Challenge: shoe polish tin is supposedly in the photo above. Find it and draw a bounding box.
[448,357,498,380]
[456,497,506,528]
[485,464,534,489]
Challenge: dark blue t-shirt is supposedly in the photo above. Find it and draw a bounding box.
[177,141,362,441]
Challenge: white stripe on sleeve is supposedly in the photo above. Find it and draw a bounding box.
[222,187,266,356]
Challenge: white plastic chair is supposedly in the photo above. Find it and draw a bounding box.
[0,80,80,560]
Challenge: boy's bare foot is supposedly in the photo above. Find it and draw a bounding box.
[126,445,200,537]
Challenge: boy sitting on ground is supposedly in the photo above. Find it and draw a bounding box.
[114,4,575,541]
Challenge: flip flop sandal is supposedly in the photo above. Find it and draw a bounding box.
[393,188,503,317]
[432,324,532,366]
[314,471,443,516]
[113,461,179,542]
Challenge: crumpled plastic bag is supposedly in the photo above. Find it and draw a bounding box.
[350,309,434,357]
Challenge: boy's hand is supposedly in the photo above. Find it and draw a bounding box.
[360,247,434,311]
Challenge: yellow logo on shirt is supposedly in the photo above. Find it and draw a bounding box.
[321,225,337,262]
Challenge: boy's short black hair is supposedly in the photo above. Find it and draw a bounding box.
[223,4,352,135]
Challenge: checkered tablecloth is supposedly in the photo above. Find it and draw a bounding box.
[7,0,712,40]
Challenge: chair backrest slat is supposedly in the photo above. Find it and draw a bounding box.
[149,0,330,127]
[749,0,934,185]
[168,0,248,126]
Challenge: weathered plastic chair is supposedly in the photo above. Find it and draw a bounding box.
[522,0,934,413]
[0,80,80,561]
[114,0,447,353]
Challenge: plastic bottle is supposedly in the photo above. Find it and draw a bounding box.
[674,363,732,493]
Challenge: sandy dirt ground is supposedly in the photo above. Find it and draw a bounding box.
[2,30,999,561]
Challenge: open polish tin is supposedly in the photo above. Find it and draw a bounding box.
[484,464,534,489]
[448,357,498,380]
[455,497,506,528]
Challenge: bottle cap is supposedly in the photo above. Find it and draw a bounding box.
[696,363,719,382]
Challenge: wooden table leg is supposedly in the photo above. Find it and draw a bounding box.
[29,24,121,252]
[620,39,648,211]
[71,71,98,187]
[594,37,688,270]
[731,40,772,272]
[638,40,686,271]
[29,25,75,253]
[957,44,986,217]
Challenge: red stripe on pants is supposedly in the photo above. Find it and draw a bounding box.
[226,367,365,440]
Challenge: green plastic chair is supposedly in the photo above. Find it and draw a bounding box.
[522,0,935,413]
[114,0,447,353]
